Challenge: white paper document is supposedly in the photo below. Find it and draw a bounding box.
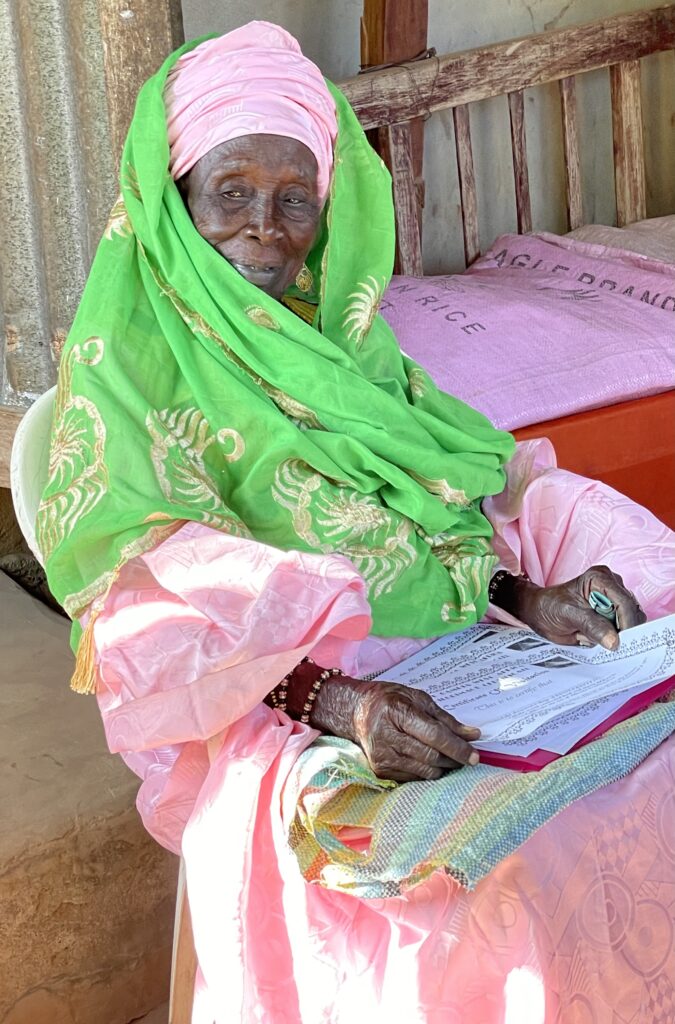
[377,615,675,756]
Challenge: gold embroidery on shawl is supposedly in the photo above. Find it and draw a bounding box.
[408,367,428,399]
[320,242,330,307]
[65,520,184,694]
[218,428,245,462]
[63,520,183,621]
[64,570,116,621]
[103,194,131,240]
[427,534,493,566]
[36,338,108,562]
[272,459,417,599]
[264,387,321,429]
[408,469,471,508]
[441,550,497,624]
[319,158,338,312]
[122,162,141,201]
[140,251,323,431]
[146,406,250,534]
[245,306,280,330]
[272,459,325,548]
[342,275,385,348]
[295,264,313,293]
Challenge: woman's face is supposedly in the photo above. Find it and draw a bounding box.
[180,134,322,300]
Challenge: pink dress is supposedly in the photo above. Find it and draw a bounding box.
[93,441,675,1023]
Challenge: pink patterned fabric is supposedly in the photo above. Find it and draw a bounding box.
[93,440,675,1022]
[165,22,337,198]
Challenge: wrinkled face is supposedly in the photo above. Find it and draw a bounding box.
[180,133,322,300]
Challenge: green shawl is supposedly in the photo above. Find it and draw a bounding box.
[37,39,515,689]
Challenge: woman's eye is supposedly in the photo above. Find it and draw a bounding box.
[284,196,304,206]
[222,190,245,199]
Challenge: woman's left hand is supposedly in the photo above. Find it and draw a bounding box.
[516,565,646,650]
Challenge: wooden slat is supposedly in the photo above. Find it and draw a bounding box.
[340,6,675,129]
[508,90,532,234]
[0,405,25,489]
[559,76,584,230]
[361,0,428,243]
[610,60,647,227]
[380,122,424,276]
[452,105,480,266]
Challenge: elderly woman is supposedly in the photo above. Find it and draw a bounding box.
[38,22,675,1023]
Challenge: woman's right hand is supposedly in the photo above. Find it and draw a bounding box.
[310,675,480,783]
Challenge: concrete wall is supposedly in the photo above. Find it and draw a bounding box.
[182,0,675,272]
[182,0,363,80]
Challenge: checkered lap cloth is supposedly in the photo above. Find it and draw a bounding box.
[287,702,675,895]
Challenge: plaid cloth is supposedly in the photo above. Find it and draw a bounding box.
[287,702,675,895]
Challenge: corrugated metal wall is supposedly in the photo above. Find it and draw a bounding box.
[0,0,184,418]
[0,0,117,406]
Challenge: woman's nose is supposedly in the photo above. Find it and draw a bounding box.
[245,195,282,244]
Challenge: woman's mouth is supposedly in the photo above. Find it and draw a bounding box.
[230,261,283,287]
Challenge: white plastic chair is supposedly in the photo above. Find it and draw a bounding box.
[9,385,56,567]
[9,387,197,1022]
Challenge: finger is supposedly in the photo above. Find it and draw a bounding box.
[583,564,624,590]
[392,700,480,765]
[414,691,482,739]
[566,602,619,650]
[370,756,444,783]
[392,734,465,772]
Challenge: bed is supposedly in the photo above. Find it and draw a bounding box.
[339,5,675,528]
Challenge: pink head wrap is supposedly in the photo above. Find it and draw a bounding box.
[165,22,338,200]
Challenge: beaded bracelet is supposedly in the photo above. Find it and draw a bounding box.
[268,671,290,712]
[300,665,343,724]
[269,658,302,712]
[487,569,510,604]
[268,656,343,720]
[488,569,529,606]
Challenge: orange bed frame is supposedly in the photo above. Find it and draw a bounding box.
[514,391,675,530]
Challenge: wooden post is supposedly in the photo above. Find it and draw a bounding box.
[452,105,480,266]
[379,123,424,275]
[361,0,428,267]
[610,60,647,226]
[559,76,583,230]
[507,90,532,235]
[99,0,185,172]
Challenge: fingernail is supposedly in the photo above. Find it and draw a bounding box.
[469,751,480,766]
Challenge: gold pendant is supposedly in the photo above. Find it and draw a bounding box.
[295,264,313,293]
